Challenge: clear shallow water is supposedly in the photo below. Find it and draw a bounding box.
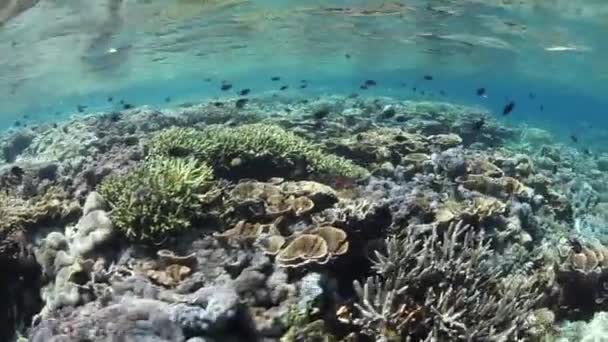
[2,0,608,140]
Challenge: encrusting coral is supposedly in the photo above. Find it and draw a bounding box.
[148,123,369,180]
[97,156,218,241]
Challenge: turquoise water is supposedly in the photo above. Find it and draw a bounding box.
[3,0,608,135]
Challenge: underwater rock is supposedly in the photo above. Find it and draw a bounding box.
[82,191,108,216]
[69,209,115,258]
[1,129,34,163]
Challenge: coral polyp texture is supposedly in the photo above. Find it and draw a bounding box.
[97,156,216,241]
[148,123,370,180]
[1,96,608,341]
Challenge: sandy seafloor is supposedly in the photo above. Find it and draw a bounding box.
[2,94,608,341]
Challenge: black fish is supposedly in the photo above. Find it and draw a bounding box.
[502,101,515,115]
[52,123,58,128]
[472,118,485,130]
[423,75,433,80]
[10,166,24,179]
[123,103,133,110]
[300,80,307,83]
[348,93,359,98]
[540,105,544,111]
[312,108,331,120]
[235,98,249,109]
[165,96,171,102]
[476,87,486,97]
[221,83,232,91]
[22,114,29,119]
[204,78,212,82]
[13,120,21,127]
[238,88,250,96]
[364,80,377,86]
[107,96,113,102]
[440,90,446,96]
[285,108,292,113]
[280,85,288,91]
[271,76,280,81]
[570,135,578,143]
[300,84,307,89]
[345,53,351,59]
[412,87,417,92]
[401,82,407,87]
[213,101,224,107]
[529,92,535,99]
[77,104,87,113]
[360,85,368,90]
[420,90,426,95]
[379,107,396,120]
[395,115,408,123]
[584,148,592,155]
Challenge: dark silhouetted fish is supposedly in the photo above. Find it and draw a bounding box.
[412,87,417,92]
[502,101,515,115]
[348,93,359,98]
[271,76,280,81]
[584,148,592,155]
[107,96,113,102]
[13,120,21,127]
[280,85,288,90]
[300,84,307,89]
[472,118,485,130]
[476,87,487,97]
[221,83,232,91]
[77,104,87,113]
[379,107,396,120]
[540,105,544,111]
[570,135,578,143]
[301,80,307,83]
[395,115,407,122]
[238,88,250,96]
[423,75,433,80]
[10,166,24,180]
[312,108,330,120]
[204,78,212,82]
[213,101,224,107]
[360,85,368,90]
[123,103,133,110]
[529,92,535,99]
[364,80,377,86]
[235,98,249,109]
[345,54,351,59]
[440,90,446,96]
[165,96,171,102]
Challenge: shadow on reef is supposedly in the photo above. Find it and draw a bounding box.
[3,96,608,341]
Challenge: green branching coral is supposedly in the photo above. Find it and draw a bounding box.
[148,124,369,180]
[97,157,217,241]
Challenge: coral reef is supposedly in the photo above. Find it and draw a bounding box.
[148,123,369,180]
[98,157,218,241]
[347,221,543,341]
[0,96,605,341]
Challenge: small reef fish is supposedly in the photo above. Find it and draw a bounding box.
[423,75,433,80]
[123,103,133,110]
[300,84,307,89]
[238,88,250,96]
[312,108,331,120]
[364,80,377,86]
[570,135,578,143]
[271,76,281,81]
[502,101,515,115]
[476,87,487,97]
[345,53,351,59]
[77,105,87,113]
[472,118,485,130]
[235,98,248,109]
[221,83,232,91]
[165,97,171,102]
[107,96,113,102]
[280,85,288,91]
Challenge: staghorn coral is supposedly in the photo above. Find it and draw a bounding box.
[349,221,542,341]
[97,157,217,241]
[148,124,369,180]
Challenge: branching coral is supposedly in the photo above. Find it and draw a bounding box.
[97,156,217,241]
[349,221,543,341]
[148,124,369,180]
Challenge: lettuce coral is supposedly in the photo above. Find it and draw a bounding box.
[97,156,216,241]
[148,124,369,180]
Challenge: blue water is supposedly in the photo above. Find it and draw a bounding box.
[2,0,608,150]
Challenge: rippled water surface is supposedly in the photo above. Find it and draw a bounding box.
[2,1,608,139]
